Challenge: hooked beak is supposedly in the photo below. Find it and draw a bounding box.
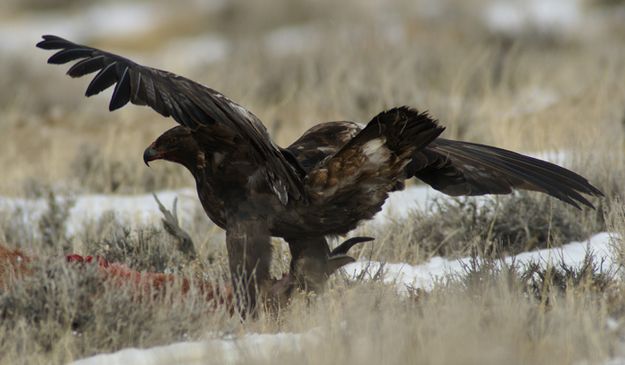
[143,144,161,167]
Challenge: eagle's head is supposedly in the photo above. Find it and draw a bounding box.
[143,126,204,171]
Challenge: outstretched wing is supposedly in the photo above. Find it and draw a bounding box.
[37,35,303,203]
[408,139,603,208]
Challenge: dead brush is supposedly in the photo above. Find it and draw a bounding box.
[0,185,76,254]
[37,188,75,254]
[0,197,235,362]
[363,191,603,264]
[78,195,227,275]
[83,223,184,273]
[435,251,621,312]
[0,255,234,364]
[521,256,618,306]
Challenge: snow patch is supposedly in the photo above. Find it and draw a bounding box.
[70,330,319,365]
[161,34,228,68]
[345,232,620,293]
[82,3,163,38]
[0,3,166,55]
[484,0,583,37]
[369,185,445,225]
[0,189,198,237]
[0,186,443,236]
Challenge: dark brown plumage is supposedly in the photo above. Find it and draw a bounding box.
[37,35,602,313]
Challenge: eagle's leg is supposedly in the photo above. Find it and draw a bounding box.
[286,236,331,292]
[225,218,272,317]
[285,236,373,292]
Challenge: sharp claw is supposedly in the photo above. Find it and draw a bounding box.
[326,254,356,275]
[330,236,374,256]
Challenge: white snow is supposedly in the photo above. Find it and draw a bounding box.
[0,189,198,237]
[369,185,446,225]
[82,3,164,39]
[0,185,442,236]
[161,34,228,69]
[344,232,619,293]
[0,0,231,61]
[0,3,167,55]
[484,0,582,37]
[69,330,318,365]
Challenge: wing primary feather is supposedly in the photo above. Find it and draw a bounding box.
[428,141,597,208]
[448,149,587,207]
[168,99,187,126]
[48,48,93,64]
[186,100,208,125]
[109,67,131,111]
[36,36,75,50]
[129,72,147,106]
[439,140,603,197]
[42,35,71,43]
[85,62,118,96]
[151,88,170,117]
[173,100,198,129]
[66,55,106,77]
[457,144,600,201]
[458,143,595,192]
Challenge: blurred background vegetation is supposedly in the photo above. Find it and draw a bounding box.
[0,0,624,196]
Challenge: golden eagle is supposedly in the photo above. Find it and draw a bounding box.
[37,35,602,312]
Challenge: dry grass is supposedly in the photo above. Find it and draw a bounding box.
[3,233,623,365]
[1,0,625,363]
